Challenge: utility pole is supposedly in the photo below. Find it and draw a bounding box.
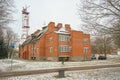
[10,43,15,70]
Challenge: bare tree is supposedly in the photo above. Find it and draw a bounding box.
[0,27,4,40]
[78,0,120,47]
[91,35,113,56]
[0,0,15,58]
[0,0,15,28]
[0,0,15,39]
[5,28,14,58]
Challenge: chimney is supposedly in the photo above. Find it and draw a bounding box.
[65,24,71,31]
[48,22,55,27]
[57,23,62,29]
[48,22,55,31]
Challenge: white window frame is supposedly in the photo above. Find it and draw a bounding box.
[49,37,53,43]
[49,47,53,54]
[83,38,88,44]
[59,45,70,52]
[36,48,39,54]
[84,47,88,54]
[59,34,70,42]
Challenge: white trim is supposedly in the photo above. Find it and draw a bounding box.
[83,47,88,54]
[59,45,70,52]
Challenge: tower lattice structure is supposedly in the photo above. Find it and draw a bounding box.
[21,7,30,43]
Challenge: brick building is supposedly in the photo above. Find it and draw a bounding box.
[19,22,91,61]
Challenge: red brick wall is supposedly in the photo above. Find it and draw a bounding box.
[82,34,91,57]
[45,32,58,57]
[70,30,91,57]
[20,22,91,60]
[70,31,83,56]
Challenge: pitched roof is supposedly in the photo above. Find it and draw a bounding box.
[21,26,48,46]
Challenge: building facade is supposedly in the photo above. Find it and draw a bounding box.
[19,22,91,61]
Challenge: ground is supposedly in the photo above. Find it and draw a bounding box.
[0,55,120,80]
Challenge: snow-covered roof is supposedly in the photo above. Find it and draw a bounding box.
[37,26,48,39]
[22,26,48,46]
[55,26,69,34]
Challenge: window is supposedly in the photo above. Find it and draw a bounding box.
[49,37,53,43]
[49,47,53,54]
[31,48,34,53]
[31,48,38,54]
[84,47,88,54]
[59,45,70,52]
[83,38,88,44]
[36,48,39,54]
[59,34,70,42]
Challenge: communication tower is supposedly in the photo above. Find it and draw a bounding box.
[21,6,30,43]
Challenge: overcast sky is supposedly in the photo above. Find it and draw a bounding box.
[12,0,81,37]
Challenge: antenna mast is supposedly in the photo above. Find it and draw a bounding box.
[21,6,30,43]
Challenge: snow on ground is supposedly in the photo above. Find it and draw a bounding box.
[1,67,120,80]
[0,55,120,80]
[0,59,24,72]
[0,55,120,72]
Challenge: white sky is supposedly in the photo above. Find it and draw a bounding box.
[12,0,81,37]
